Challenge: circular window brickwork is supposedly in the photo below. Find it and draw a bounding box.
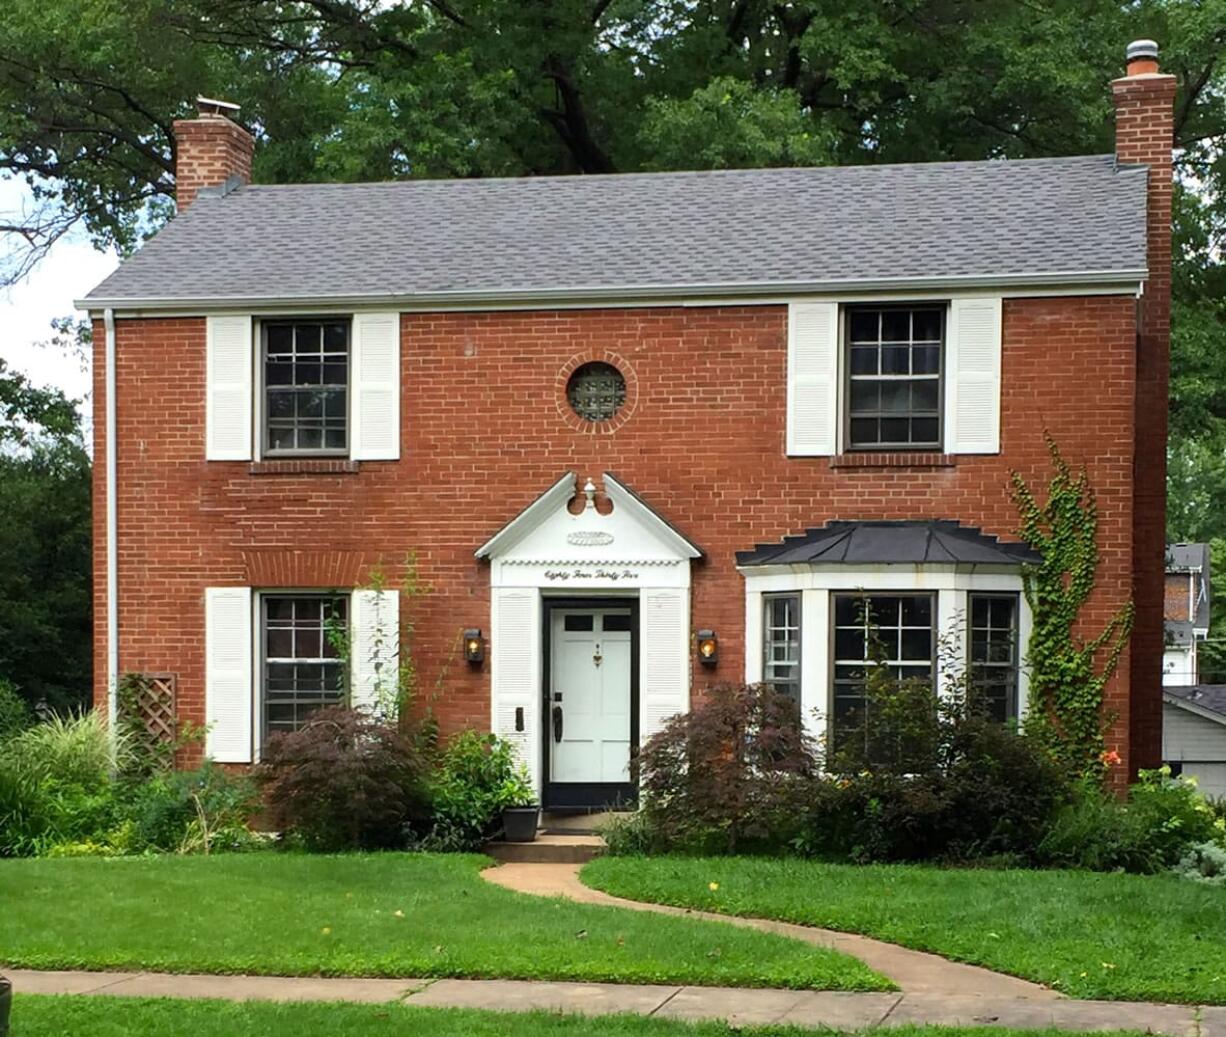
[566,361,627,423]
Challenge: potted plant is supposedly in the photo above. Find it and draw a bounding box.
[499,768,539,843]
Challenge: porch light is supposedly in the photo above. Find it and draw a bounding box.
[463,628,485,664]
[696,630,718,667]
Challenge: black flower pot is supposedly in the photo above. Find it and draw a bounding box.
[502,806,540,842]
[0,973,11,1036]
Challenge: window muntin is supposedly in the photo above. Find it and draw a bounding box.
[762,594,802,701]
[831,593,935,733]
[846,306,943,450]
[567,362,626,422]
[969,593,1020,722]
[261,595,348,740]
[263,320,350,455]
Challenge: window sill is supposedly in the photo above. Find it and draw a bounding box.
[249,459,360,475]
[830,452,955,470]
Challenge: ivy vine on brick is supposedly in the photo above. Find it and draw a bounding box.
[1011,433,1133,779]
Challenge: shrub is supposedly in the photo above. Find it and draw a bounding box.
[0,679,30,742]
[1171,841,1226,886]
[1038,768,1225,873]
[1,710,127,789]
[257,706,430,851]
[801,709,1068,863]
[121,762,260,853]
[422,731,533,850]
[599,809,666,857]
[638,683,815,854]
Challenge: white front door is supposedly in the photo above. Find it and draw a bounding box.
[548,608,633,791]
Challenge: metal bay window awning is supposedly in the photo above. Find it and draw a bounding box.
[736,520,1041,568]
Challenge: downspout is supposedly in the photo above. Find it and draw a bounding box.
[105,307,118,728]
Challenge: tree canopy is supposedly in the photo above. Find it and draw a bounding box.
[1,0,1224,677]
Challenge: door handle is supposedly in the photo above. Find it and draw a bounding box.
[552,704,564,743]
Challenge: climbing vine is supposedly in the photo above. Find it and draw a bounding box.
[1011,433,1133,779]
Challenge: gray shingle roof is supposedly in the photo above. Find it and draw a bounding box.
[736,520,1041,567]
[82,155,1148,308]
[1165,685,1226,726]
[1167,542,1212,630]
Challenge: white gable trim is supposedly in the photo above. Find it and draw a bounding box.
[603,473,702,560]
[475,472,578,560]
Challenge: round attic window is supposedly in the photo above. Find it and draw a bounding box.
[566,362,627,423]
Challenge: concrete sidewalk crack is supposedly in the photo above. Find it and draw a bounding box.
[647,986,683,1017]
[871,993,906,1029]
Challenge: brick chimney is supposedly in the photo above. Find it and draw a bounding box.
[172,97,254,211]
[1113,40,1176,774]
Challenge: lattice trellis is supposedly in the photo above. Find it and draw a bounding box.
[117,672,177,763]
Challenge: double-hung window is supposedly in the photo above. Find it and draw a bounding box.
[968,593,1020,722]
[263,319,350,455]
[261,595,348,740]
[831,593,935,747]
[846,306,943,450]
[762,594,802,701]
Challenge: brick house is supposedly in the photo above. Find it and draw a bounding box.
[82,43,1174,806]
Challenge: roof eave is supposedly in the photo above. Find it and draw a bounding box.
[76,268,1149,314]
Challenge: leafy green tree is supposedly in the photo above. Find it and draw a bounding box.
[0,355,92,713]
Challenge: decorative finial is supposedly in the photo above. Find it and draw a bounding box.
[583,479,597,510]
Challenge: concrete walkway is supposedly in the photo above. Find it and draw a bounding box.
[7,968,1219,1034]
[481,861,1054,999]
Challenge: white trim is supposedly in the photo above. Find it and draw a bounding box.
[475,473,579,559]
[603,473,702,559]
[742,568,1032,733]
[78,275,1148,317]
[104,308,118,730]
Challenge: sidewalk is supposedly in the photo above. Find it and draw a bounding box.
[7,968,1220,1034]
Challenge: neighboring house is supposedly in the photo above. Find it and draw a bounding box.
[1163,686,1226,798]
[1163,542,1211,686]
[80,43,1174,807]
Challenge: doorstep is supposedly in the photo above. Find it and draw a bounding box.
[483,833,606,865]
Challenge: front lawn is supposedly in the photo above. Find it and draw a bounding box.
[583,856,1226,1004]
[9,996,1157,1037]
[0,854,885,991]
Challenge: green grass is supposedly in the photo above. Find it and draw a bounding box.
[582,856,1226,1004]
[0,853,885,991]
[8,996,1157,1037]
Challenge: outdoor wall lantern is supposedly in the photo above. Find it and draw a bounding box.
[696,630,718,667]
[463,628,485,665]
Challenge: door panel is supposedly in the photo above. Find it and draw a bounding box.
[549,609,632,786]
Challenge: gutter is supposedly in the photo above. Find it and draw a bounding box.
[104,308,118,730]
[74,268,1150,314]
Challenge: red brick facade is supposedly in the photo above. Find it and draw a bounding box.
[93,296,1143,771]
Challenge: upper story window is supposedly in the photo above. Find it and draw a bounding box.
[263,320,350,456]
[845,306,944,450]
[567,361,627,422]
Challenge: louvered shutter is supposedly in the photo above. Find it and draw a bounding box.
[351,312,401,461]
[205,587,253,763]
[351,589,400,716]
[491,589,539,789]
[640,589,689,740]
[786,302,839,456]
[206,316,253,460]
[946,297,1003,454]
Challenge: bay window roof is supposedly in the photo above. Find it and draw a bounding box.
[736,520,1041,568]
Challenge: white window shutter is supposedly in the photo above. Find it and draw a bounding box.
[491,589,540,789]
[786,302,839,456]
[946,297,1002,454]
[640,589,689,740]
[351,589,400,716]
[351,312,401,461]
[205,587,253,763]
[206,316,253,460]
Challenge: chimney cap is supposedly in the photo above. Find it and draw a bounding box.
[1125,39,1160,62]
[195,96,241,118]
